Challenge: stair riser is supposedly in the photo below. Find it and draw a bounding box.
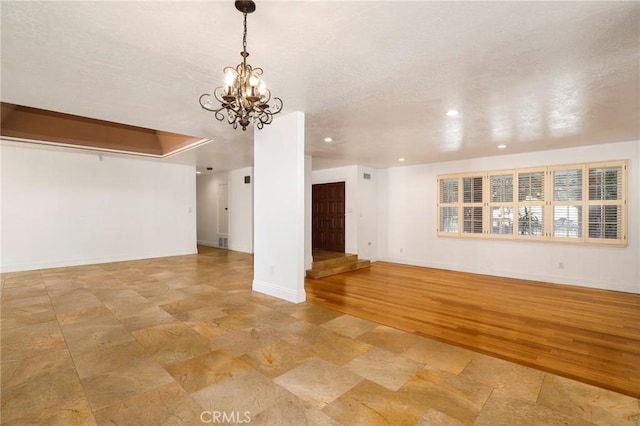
[307,263,358,279]
[312,255,358,269]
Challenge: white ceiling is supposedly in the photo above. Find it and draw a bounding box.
[1,1,638,171]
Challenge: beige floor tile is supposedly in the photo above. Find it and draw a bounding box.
[61,315,136,356]
[172,306,228,323]
[278,319,332,347]
[274,357,364,409]
[50,291,104,314]
[0,304,57,329]
[160,296,214,315]
[307,331,373,366]
[323,379,427,425]
[245,307,302,330]
[252,391,340,426]
[475,390,595,426]
[414,408,468,426]
[80,356,174,410]
[396,368,491,425]
[321,314,379,338]
[208,326,281,356]
[413,367,494,409]
[145,288,191,306]
[103,300,159,319]
[56,305,114,325]
[221,300,274,319]
[458,353,545,402]
[72,340,149,379]
[118,305,178,332]
[240,340,315,378]
[166,349,251,393]
[1,347,75,388]
[248,291,288,307]
[1,294,50,309]
[191,369,288,419]
[1,368,86,423]
[131,282,174,298]
[132,321,215,366]
[2,272,43,288]
[358,324,424,353]
[537,374,640,426]
[94,382,204,426]
[96,289,149,304]
[2,397,97,426]
[179,283,226,298]
[290,304,344,324]
[345,347,424,391]
[1,320,67,359]
[403,337,475,374]
[188,315,250,341]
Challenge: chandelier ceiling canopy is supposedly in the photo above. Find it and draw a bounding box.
[199,0,283,131]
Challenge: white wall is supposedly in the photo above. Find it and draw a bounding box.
[196,167,254,253]
[253,112,306,303]
[305,155,312,270]
[0,143,197,272]
[378,141,640,294]
[357,166,379,261]
[228,168,254,253]
[196,172,223,247]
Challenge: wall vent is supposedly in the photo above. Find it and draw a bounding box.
[218,237,229,248]
[363,173,371,180]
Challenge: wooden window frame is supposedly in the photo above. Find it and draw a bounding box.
[436,160,627,246]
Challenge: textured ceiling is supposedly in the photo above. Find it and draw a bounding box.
[1,1,638,171]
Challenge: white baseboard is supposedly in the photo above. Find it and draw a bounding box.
[252,279,306,303]
[377,256,639,294]
[0,248,198,273]
[197,240,219,248]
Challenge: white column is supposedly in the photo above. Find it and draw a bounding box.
[252,112,306,303]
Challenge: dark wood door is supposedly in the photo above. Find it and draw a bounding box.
[312,182,345,252]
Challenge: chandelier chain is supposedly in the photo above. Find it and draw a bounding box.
[242,13,248,54]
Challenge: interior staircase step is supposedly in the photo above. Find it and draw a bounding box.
[306,262,358,279]
[306,252,371,279]
[312,253,358,269]
[356,259,371,270]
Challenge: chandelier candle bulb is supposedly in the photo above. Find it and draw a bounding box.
[198,0,283,131]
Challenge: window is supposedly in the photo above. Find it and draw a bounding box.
[436,160,627,246]
[550,166,583,241]
[438,177,459,234]
[489,173,514,236]
[587,162,626,244]
[462,175,483,235]
[516,169,545,238]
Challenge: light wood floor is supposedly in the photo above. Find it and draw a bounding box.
[305,261,640,398]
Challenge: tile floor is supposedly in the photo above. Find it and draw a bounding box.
[1,248,638,425]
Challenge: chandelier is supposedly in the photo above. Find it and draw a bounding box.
[199,0,283,131]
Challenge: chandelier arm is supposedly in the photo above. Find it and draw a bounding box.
[199,93,219,112]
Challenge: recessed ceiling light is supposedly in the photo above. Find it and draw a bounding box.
[398,157,406,162]
[446,109,460,117]
[497,144,507,149]
[323,137,333,143]
[196,171,202,175]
